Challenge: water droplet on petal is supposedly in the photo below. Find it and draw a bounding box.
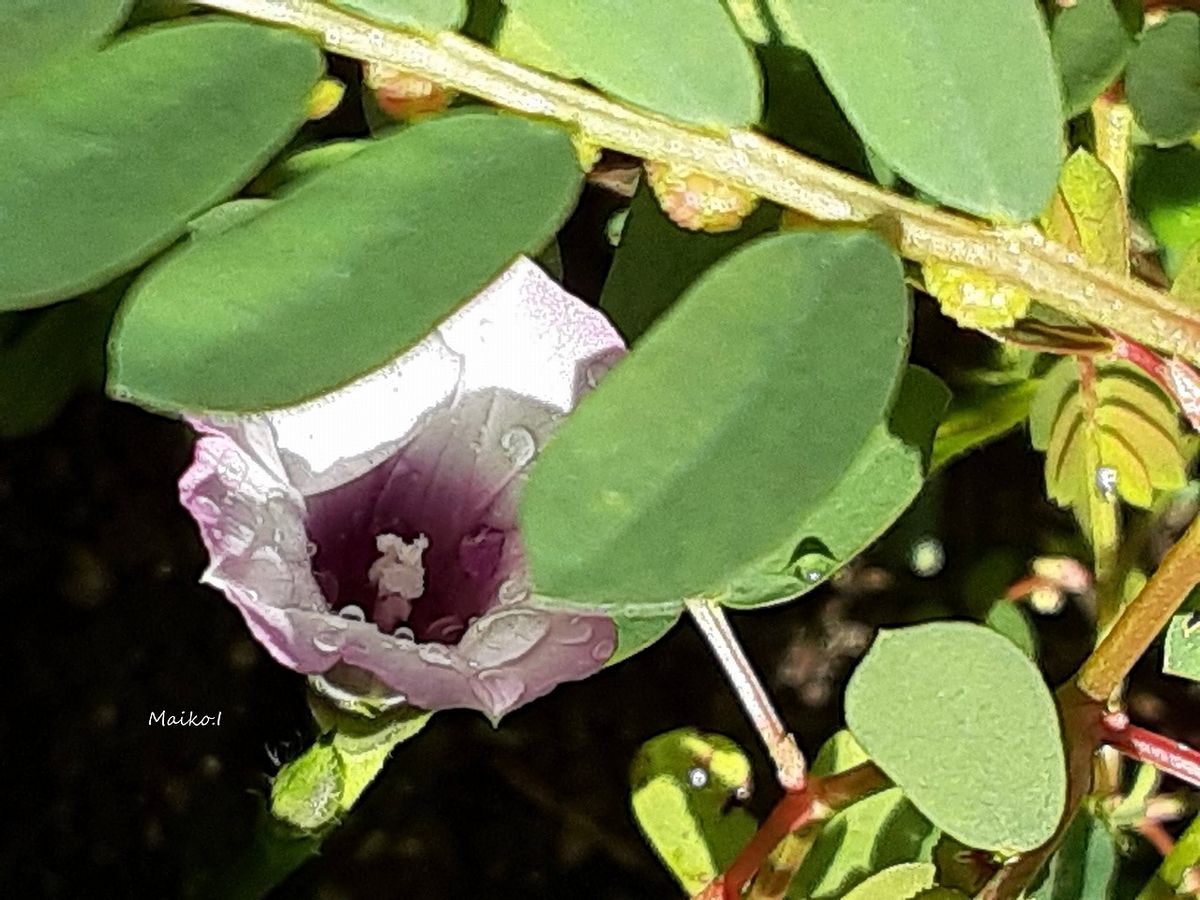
[500,426,537,467]
[687,767,709,789]
[558,616,596,645]
[312,632,341,653]
[192,497,221,518]
[338,605,366,622]
[497,577,530,606]
[392,626,416,642]
[591,638,616,662]
[471,669,526,716]
[306,541,319,558]
[417,643,456,667]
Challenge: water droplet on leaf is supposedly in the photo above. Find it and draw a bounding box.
[687,767,709,789]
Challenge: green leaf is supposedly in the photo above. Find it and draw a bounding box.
[1050,0,1133,117]
[1131,145,1200,279]
[0,0,131,88]
[1127,12,1200,147]
[110,111,583,412]
[330,0,466,31]
[839,863,937,900]
[984,600,1038,660]
[609,612,682,666]
[723,0,771,44]
[790,731,937,899]
[1029,358,1189,520]
[767,0,1062,221]
[630,728,757,895]
[599,184,778,343]
[720,366,948,609]
[1028,810,1117,900]
[931,379,1042,472]
[0,19,323,310]
[498,0,762,127]
[1164,590,1200,682]
[1041,149,1129,275]
[758,44,871,179]
[270,740,345,832]
[845,622,1066,853]
[0,287,121,437]
[271,703,431,831]
[521,229,910,610]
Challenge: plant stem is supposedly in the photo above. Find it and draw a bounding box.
[708,762,889,900]
[1076,513,1200,702]
[197,0,1200,363]
[686,599,806,791]
[1102,712,1200,789]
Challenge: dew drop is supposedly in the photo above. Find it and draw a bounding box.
[392,626,416,642]
[497,578,530,606]
[687,767,709,789]
[591,638,616,662]
[338,604,366,622]
[1095,466,1119,502]
[306,541,319,558]
[795,551,835,585]
[312,632,340,653]
[500,426,537,467]
[417,643,455,666]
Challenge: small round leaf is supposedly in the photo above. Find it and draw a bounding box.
[845,622,1066,853]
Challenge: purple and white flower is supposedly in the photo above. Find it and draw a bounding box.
[179,259,623,721]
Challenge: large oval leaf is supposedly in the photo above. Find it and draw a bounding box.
[0,0,130,88]
[767,0,1063,221]
[846,622,1066,853]
[498,0,761,127]
[521,229,910,609]
[110,112,583,412]
[1,19,323,310]
[1127,12,1200,147]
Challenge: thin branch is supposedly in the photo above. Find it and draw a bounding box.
[1076,513,1200,702]
[196,0,1200,364]
[1102,712,1200,789]
[703,762,889,900]
[686,599,806,791]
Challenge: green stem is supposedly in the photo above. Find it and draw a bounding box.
[686,598,807,791]
[196,0,1200,363]
[1076,513,1200,702]
[1138,813,1200,899]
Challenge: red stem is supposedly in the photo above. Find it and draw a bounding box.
[1102,712,1200,789]
[1136,818,1177,856]
[700,762,889,900]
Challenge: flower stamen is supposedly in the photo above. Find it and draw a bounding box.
[369,533,429,631]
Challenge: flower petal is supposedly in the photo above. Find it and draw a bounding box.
[178,258,625,719]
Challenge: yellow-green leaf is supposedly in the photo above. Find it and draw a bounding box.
[630,729,757,895]
[1029,358,1189,525]
[1040,148,1129,274]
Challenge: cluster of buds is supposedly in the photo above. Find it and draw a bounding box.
[643,160,758,233]
[922,259,1032,331]
[364,61,455,121]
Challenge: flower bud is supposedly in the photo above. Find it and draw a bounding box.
[306,78,345,121]
[364,62,454,121]
[922,260,1031,330]
[643,160,758,233]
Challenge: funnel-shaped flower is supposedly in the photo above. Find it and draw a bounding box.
[179,259,623,721]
